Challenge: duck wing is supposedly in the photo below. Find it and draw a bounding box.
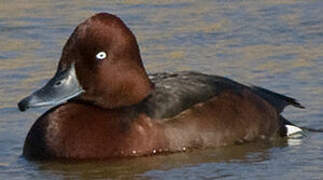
[139,71,304,119]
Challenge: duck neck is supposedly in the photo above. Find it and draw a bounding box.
[80,66,154,109]
[110,69,153,108]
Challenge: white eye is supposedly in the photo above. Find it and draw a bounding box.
[96,51,107,60]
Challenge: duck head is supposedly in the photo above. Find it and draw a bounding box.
[18,13,153,111]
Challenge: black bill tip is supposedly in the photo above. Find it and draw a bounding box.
[18,96,31,112]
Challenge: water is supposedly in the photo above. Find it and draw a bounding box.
[1,0,323,179]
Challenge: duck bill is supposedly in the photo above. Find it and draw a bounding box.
[18,64,84,112]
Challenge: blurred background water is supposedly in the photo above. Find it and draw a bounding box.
[1,0,323,179]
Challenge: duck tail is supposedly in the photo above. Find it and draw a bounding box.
[250,86,305,112]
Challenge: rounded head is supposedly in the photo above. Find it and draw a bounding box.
[18,13,153,111]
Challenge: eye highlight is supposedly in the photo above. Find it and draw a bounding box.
[96,51,107,60]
